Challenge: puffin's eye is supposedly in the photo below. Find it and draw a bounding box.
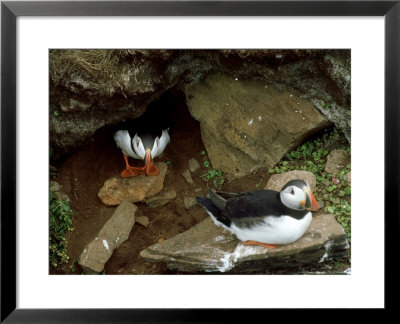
[136,140,140,148]
[291,188,295,195]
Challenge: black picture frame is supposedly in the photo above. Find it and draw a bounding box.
[1,0,398,321]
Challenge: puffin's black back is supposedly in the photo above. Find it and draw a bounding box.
[196,190,309,229]
[223,190,309,220]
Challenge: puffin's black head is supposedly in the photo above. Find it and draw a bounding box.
[280,179,319,211]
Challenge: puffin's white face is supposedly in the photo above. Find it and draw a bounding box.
[280,185,308,210]
[279,180,319,211]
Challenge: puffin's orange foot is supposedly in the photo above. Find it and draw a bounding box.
[141,163,159,176]
[121,167,142,178]
[148,163,159,176]
[243,241,280,249]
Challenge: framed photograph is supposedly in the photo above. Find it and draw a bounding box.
[1,0,397,321]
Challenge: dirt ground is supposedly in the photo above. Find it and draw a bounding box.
[51,93,350,275]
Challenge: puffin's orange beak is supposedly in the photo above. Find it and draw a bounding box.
[305,188,319,211]
[145,149,152,176]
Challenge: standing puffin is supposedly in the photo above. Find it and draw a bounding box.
[195,179,319,248]
[114,128,170,177]
[114,100,171,178]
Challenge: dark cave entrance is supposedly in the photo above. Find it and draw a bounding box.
[108,89,206,172]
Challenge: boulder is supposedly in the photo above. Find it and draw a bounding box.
[78,200,137,273]
[265,170,317,192]
[97,163,167,206]
[325,149,351,175]
[186,72,330,177]
[140,214,349,273]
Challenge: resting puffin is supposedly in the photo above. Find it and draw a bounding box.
[114,101,171,178]
[195,179,319,248]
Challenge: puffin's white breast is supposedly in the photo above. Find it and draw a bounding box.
[230,213,312,245]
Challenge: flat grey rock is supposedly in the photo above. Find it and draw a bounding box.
[146,189,177,208]
[140,214,349,273]
[79,201,137,273]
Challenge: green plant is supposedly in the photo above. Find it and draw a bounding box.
[255,178,263,188]
[321,102,330,109]
[200,150,206,156]
[69,261,77,273]
[166,160,172,167]
[200,160,225,189]
[201,169,225,188]
[325,199,351,242]
[49,190,74,270]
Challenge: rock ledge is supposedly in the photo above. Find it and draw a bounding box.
[140,214,349,273]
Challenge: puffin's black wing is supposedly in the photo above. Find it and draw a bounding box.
[223,190,282,219]
[196,189,309,229]
[195,190,281,228]
[226,190,308,218]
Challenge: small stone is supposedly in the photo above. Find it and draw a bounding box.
[146,189,176,208]
[78,200,137,273]
[182,170,194,185]
[50,180,70,202]
[188,158,200,173]
[194,188,202,193]
[136,216,150,228]
[98,163,167,206]
[265,170,317,192]
[49,181,61,192]
[157,237,166,244]
[183,197,196,210]
[325,149,351,175]
[332,177,340,184]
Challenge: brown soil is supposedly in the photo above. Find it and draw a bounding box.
[51,93,350,275]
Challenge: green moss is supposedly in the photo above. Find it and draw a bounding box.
[49,190,74,270]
